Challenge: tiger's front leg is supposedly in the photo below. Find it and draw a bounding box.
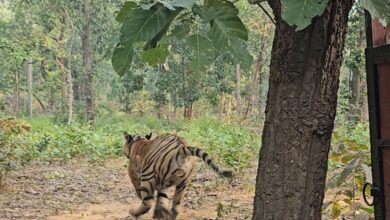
[129,180,155,217]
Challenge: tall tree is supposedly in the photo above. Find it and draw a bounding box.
[252,1,354,219]
[82,0,94,123]
[65,7,75,125]
[344,7,366,122]
[27,58,33,117]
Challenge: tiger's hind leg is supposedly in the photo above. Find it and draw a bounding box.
[153,185,176,220]
[155,173,190,220]
[129,179,155,217]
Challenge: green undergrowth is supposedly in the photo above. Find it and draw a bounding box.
[325,122,373,218]
[1,113,260,170]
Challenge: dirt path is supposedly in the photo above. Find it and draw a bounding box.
[0,158,255,220]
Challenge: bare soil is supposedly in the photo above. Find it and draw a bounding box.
[0,158,256,220]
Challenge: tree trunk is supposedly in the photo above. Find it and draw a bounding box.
[252,1,353,219]
[348,28,364,122]
[348,68,361,121]
[82,0,94,124]
[184,103,193,119]
[27,59,33,117]
[49,86,56,112]
[33,94,45,111]
[235,64,241,115]
[360,80,369,122]
[245,46,265,117]
[66,8,75,125]
[57,23,67,113]
[66,31,75,125]
[14,70,20,116]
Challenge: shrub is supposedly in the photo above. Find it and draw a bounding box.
[0,118,30,188]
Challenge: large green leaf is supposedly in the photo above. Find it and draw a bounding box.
[281,0,329,31]
[141,44,169,66]
[361,0,390,26]
[187,34,213,73]
[208,6,248,50]
[229,38,252,70]
[112,44,134,76]
[144,9,182,49]
[120,5,171,44]
[336,157,359,187]
[116,1,137,23]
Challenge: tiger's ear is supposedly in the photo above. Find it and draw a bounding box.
[145,132,152,140]
[123,131,133,142]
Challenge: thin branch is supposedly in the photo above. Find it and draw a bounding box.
[257,3,276,25]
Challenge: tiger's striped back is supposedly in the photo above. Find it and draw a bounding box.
[124,133,232,220]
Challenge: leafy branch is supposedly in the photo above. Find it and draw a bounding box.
[111,0,252,76]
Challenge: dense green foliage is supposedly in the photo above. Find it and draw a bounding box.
[112,0,252,76]
[2,0,390,218]
[325,122,373,218]
[1,115,260,170]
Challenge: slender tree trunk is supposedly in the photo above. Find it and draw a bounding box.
[348,28,364,122]
[252,1,353,219]
[66,33,74,125]
[348,68,361,121]
[56,23,67,113]
[14,70,20,116]
[49,86,56,112]
[235,64,241,115]
[182,56,190,119]
[72,70,80,102]
[27,59,33,117]
[257,71,266,117]
[33,94,45,111]
[82,0,94,124]
[65,9,75,125]
[184,103,193,119]
[361,79,369,122]
[245,46,265,117]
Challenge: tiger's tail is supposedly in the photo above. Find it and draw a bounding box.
[187,146,233,178]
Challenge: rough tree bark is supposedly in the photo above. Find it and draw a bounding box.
[82,0,94,124]
[252,1,354,219]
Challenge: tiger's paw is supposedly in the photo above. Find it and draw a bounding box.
[128,208,139,217]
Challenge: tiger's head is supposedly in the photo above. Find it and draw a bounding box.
[123,131,152,159]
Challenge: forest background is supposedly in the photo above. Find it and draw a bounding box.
[0,0,376,219]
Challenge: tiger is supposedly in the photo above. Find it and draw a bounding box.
[123,132,232,220]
